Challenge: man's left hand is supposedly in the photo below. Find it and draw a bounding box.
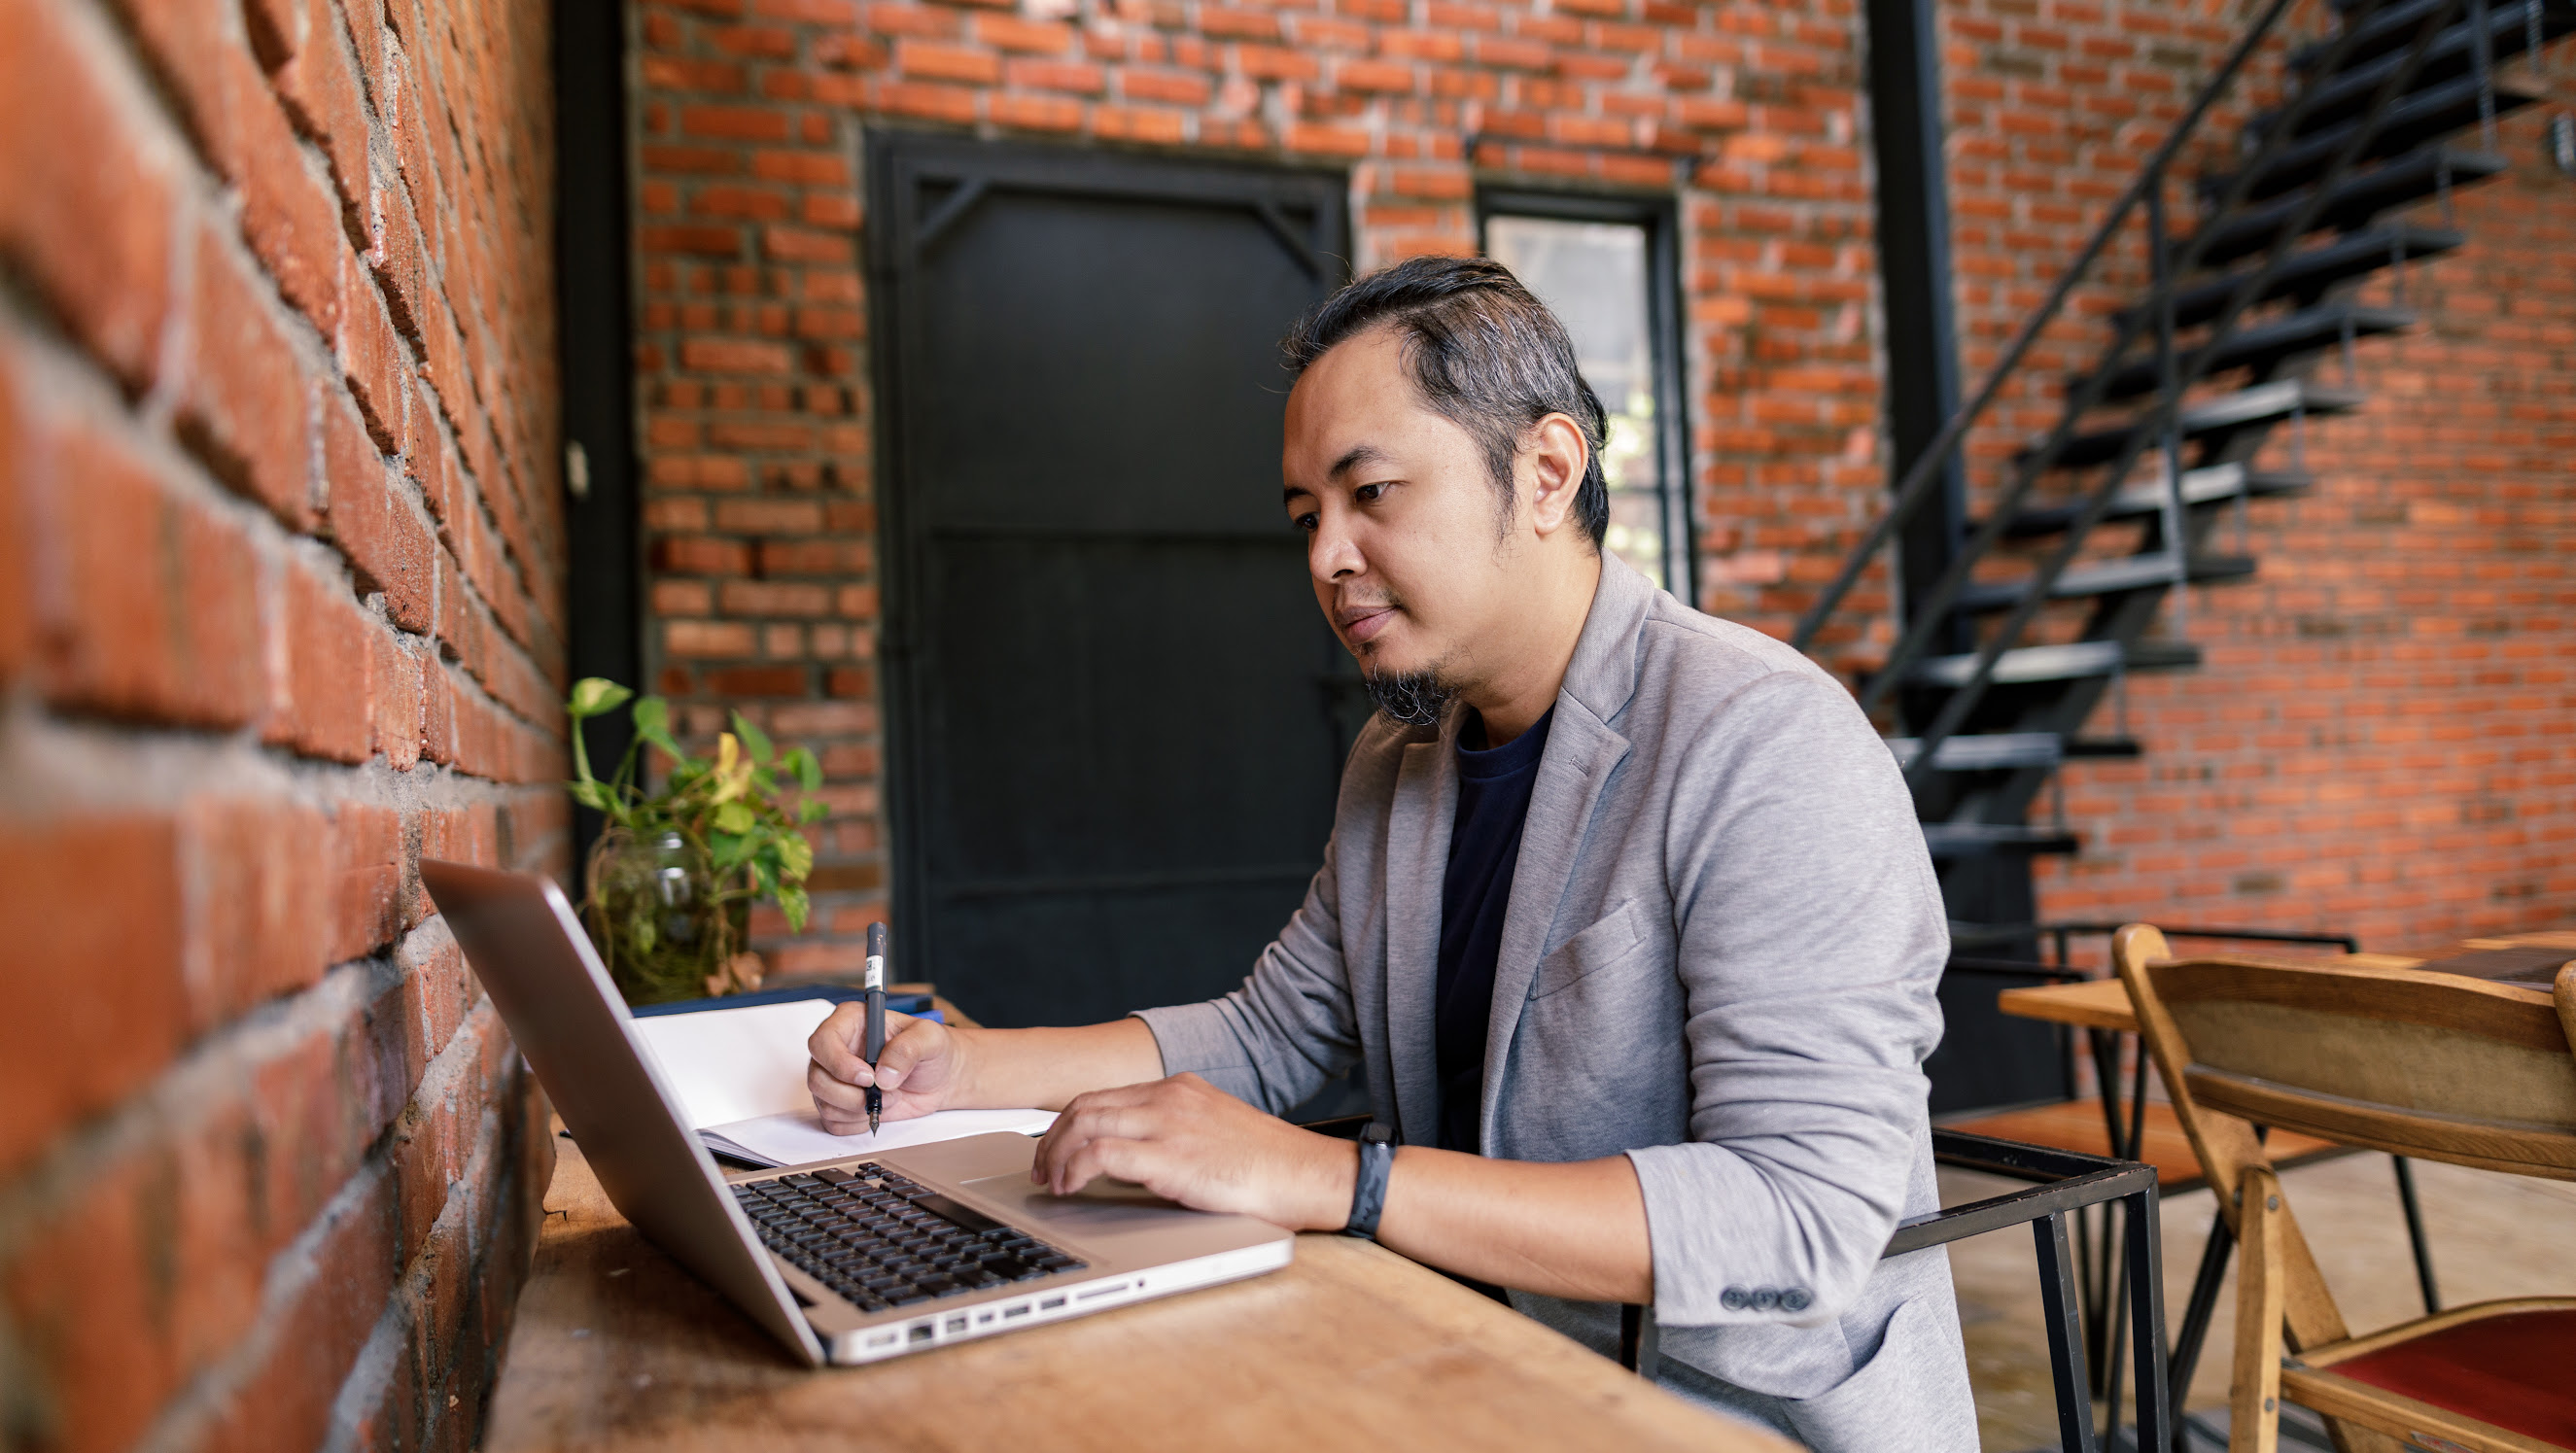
[1029,1073,1356,1231]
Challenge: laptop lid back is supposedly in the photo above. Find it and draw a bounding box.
[421,859,824,1365]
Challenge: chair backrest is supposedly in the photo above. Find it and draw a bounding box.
[2118,925,2576,1351]
[2124,935,2576,1182]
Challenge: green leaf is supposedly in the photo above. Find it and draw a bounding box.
[714,800,756,835]
[710,832,756,872]
[784,746,822,793]
[799,800,829,825]
[779,883,811,934]
[730,712,775,765]
[776,831,814,882]
[569,677,634,719]
[569,778,611,811]
[631,696,684,760]
[750,859,778,900]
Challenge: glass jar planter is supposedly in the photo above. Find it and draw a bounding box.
[581,828,757,1005]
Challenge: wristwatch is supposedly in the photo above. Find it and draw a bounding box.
[1343,1121,1395,1240]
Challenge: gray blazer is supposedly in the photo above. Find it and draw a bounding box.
[1135,554,1976,1450]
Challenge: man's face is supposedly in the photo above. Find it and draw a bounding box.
[1280,328,1521,691]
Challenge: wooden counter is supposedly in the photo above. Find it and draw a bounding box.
[483,1129,1793,1453]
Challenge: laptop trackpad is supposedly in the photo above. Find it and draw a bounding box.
[959,1172,1188,1234]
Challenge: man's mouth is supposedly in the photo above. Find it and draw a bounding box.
[1337,604,1399,644]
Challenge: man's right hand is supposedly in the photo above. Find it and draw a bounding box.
[807,1007,970,1133]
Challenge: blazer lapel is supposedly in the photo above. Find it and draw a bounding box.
[1380,712,1459,1149]
[1478,703,1630,1146]
[1476,554,1652,1147]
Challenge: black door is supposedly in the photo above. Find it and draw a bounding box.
[869,135,1360,1031]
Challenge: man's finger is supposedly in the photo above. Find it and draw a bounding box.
[809,1059,879,1115]
[864,1011,927,1089]
[808,1002,871,1084]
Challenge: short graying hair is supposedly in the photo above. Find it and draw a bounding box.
[1281,256,1609,544]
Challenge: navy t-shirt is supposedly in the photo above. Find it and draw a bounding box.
[1433,707,1554,1154]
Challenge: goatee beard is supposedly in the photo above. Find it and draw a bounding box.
[1362,667,1454,728]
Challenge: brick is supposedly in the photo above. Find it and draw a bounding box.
[183,228,319,530]
[325,397,434,632]
[0,0,181,388]
[36,417,265,728]
[332,800,405,962]
[679,337,795,373]
[719,579,833,616]
[273,0,374,225]
[198,1171,401,1453]
[898,40,1003,85]
[972,13,1073,51]
[0,349,28,683]
[339,254,409,448]
[1235,44,1320,83]
[1118,69,1211,106]
[270,558,377,763]
[705,664,810,695]
[0,816,188,1176]
[372,626,426,770]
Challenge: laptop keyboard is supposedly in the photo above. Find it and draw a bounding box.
[733,1162,1088,1314]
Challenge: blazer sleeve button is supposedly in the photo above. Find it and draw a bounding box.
[1720,1287,1749,1311]
[1750,1289,1781,1311]
[1780,1288,1812,1312]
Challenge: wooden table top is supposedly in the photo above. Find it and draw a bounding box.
[484,1120,1790,1452]
[1994,935,2574,1033]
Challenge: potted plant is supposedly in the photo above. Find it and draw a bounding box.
[564,677,827,1005]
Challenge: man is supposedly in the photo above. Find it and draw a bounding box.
[807,256,1975,1448]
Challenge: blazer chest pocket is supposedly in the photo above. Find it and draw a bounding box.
[1528,898,1655,1001]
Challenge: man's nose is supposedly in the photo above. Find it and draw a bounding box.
[1307,514,1363,581]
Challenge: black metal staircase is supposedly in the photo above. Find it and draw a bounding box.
[1797,0,2572,944]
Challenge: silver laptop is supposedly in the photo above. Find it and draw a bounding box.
[422,860,1294,1366]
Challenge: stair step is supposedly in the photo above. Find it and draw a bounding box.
[2022,379,2364,469]
[2182,146,2506,267]
[1904,638,2202,688]
[2270,0,2573,136]
[2205,72,2546,203]
[1889,732,2067,772]
[1924,822,2083,859]
[2082,301,2414,402]
[2065,737,2144,758]
[1956,553,2258,614]
[2112,225,2460,332]
[1992,464,2315,537]
[2294,0,2573,77]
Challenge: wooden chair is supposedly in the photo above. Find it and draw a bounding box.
[2114,923,2576,1453]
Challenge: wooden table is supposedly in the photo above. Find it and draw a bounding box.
[484,1123,1791,1452]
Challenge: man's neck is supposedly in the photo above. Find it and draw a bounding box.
[1461,549,1602,746]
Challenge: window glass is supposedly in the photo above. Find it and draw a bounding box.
[1484,215,1673,591]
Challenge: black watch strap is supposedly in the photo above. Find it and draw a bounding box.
[1343,1122,1396,1240]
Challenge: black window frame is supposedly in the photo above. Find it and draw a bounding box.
[1475,189,1695,604]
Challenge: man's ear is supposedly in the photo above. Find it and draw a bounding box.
[1521,412,1590,537]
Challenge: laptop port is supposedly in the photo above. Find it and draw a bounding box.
[908,1323,934,1343]
[1002,1303,1030,1319]
[1075,1283,1129,1301]
[866,1331,898,1348]
[1038,1296,1066,1311]
[944,1316,967,1333]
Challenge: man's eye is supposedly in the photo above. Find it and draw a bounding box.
[1355,483,1386,503]
[1291,512,1318,533]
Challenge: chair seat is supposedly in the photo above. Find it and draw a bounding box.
[1942,1098,2343,1189]
[2321,1307,2576,1448]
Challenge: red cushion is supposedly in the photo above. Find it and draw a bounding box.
[2329,1308,2576,1448]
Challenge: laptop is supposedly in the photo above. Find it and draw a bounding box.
[422,860,1295,1365]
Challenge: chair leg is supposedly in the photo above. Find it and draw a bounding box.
[2230,1169,2285,1453]
[2035,1210,2103,1453]
[2389,1157,2439,1316]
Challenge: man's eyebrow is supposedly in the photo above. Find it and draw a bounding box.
[1328,444,1389,480]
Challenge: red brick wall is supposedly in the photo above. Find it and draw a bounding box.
[630,0,1884,974]
[0,0,564,1444]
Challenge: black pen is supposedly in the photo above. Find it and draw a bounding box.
[863,921,888,1137]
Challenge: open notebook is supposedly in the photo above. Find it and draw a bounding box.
[625,997,1056,1168]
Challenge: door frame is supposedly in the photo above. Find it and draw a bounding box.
[862,131,1352,975]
